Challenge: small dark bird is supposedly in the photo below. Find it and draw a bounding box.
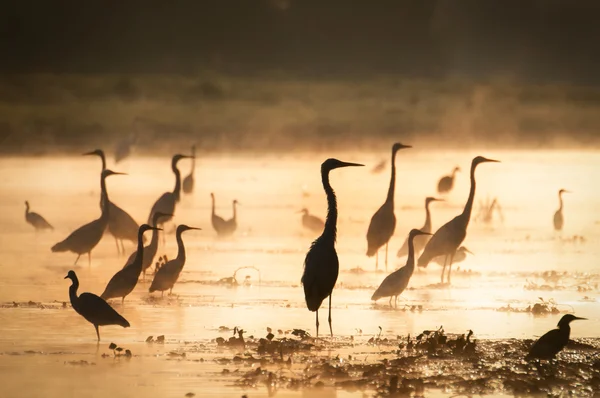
[64,270,130,341]
[397,197,442,258]
[437,166,460,194]
[210,193,238,237]
[302,158,364,337]
[299,208,325,233]
[527,314,586,360]
[182,144,196,194]
[25,201,53,231]
[553,189,571,231]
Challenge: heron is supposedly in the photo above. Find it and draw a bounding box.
[149,224,201,295]
[526,314,586,360]
[372,229,431,308]
[433,246,473,266]
[24,201,53,231]
[64,270,130,341]
[301,158,364,337]
[418,156,499,284]
[147,154,193,227]
[437,166,460,194]
[182,145,196,194]
[397,197,442,258]
[84,149,144,255]
[114,127,138,164]
[553,189,570,231]
[366,142,412,271]
[211,193,238,237]
[51,169,125,266]
[101,224,161,303]
[299,208,325,233]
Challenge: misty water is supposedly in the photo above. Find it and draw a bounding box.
[1,149,599,397]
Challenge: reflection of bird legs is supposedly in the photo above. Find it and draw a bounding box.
[447,251,456,284]
[114,238,121,255]
[94,324,100,341]
[74,255,81,266]
[385,243,389,271]
[315,310,320,338]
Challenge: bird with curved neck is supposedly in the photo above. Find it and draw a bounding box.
[437,166,460,194]
[65,270,130,341]
[149,224,201,295]
[101,224,161,302]
[52,169,125,266]
[25,201,54,231]
[302,158,364,337]
[553,189,570,231]
[527,314,586,360]
[366,142,411,271]
[397,197,442,258]
[182,145,196,194]
[418,156,499,284]
[210,194,239,237]
[372,229,432,307]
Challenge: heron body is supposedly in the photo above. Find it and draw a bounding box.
[301,158,364,337]
[418,156,499,284]
[553,189,570,231]
[123,212,172,279]
[372,229,431,307]
[437,166,460,194]
[397,197,442,258]
[366,142,411,270]
[211,194,238,237]
[527,314,586,359]
[300,208,325,233]
[182,145,196,194]
[25,201,53,231]
[147,154,192,227]
[65,270,130,341]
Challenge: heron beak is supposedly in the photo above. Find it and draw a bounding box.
[340,162,364,168]
[82,151,96,156]
[400,144,412,149]
[419,231,433,236]
[188,227,202,231]
[464,247,474,255]
[564,190,572,193]
[573,316,587,321]
[151,227,163,231]
[64,275,69,279]
[432,198,444,202]
[483,158,500,163]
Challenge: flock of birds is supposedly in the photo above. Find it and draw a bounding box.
[23,143,582,359]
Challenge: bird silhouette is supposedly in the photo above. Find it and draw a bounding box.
[366,142,411,271]
[418,156,499,284]
[25,201,53,231]
[101,224,161,303]
[114,122,138,164]
[437,166,460,194]
[397,197,442,258]
[149,224,201,295]
[527,314,586,360]
[302,158,363,337]
[299,208,325,233]
[553,189,570,231]
[210,193,238,237]
[65,270,130,341]
[182,145,196,194]
[433,246,473,266]
[52,169,124,266]
[372,229,431,307]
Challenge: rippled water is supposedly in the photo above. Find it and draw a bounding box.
[0,149,599,397]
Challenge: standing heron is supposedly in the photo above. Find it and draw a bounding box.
[366,142,411,271]
[65,270,130,341]
[211,193,238,237]
[299,208,325,233]
[437,166,460,194]
[149,224,201,295]
[433,246,472,266]
[51,170,124,266]
[553,189,570,231]
[182,145,196,194]
[301,158,364,337]
[397,197,442,258]
[418,156,499,284]
[25,201,53,231]
[527,314,586,360]
[101,224,161,303]
[372,229,431,307]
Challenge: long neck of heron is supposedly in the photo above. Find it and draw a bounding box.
[172,165,181,201]
[25,203,30,214]
[68,278,79,307]
[385,148,398,206]
[461,162,478,223]
[131,229,146,270]
[406,234,417,271]
[148,222,160,252]
[175,231,186,263]
[100,153,106,171]
[321,169,337,242]
[100,176,110,221]
[558,192,564,211]
[211,196,216,216]
[232,202,237,221]
[190,154,196,173]
[423,201,432,232]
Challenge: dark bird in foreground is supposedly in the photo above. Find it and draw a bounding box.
[437,166,460,194]
[302,158,364,337]
[149,224,201,295]
[527,314,586,360]
[299,208,325,233]
[101,224,161,303]
[372,229,431,307]
[397,197,442,258]
[210,193,239,237]
[65,270,130,341]
[25,201,53,231]
[182,144,196,194]
[366,142,411,271]
[553,189,571,231]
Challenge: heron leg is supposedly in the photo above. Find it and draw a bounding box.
[120,240,126,255]
[328,294,333,337]
[441,255,448,284]
[447,251,456,284]
[375,251,379,270]
[385,243,388,271]
[161,291,164,297]
[121,296,124,305]
[74,255,81,266]
[114,237,120,255]
[389,296,392,307]
[94,325,100,341]
[394,295,398,309]
[315,310,320,338]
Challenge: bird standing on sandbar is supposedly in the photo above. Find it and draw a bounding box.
[182,145,196,194]
[65,270,130,341]
[210,193,239,237]
[553,189,570,231]
[527,314,586,360]
[302,158,364,337]
[366,142,411,271]
[299,208,325,234]
[437,166,460,194]
[397,197,442,258]
[418,156,499,284]
[25,201,53,231]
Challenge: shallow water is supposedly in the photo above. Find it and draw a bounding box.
[0,149,599,397]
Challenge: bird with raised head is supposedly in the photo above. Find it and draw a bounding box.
[210,193,239,237]
[299,208,325,234]
[182,145,196,194]
[527,314,586,360]
[397,197,442,258]
[553,189,570,231]
[437,166,460,194]
[25,201,53,231]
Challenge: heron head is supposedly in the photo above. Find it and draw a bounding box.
[453,166,461,173]
[139,224,162,234]
[559,189,571,195]
[473,156,500,166]
[392,142,412,153]
[64,270,77,281]
[83,149,104,158]
[25,200,30,208]
[177,224,202,234]
[458,246,474,255]
[408,229,432,238]
[321,158,364,172]
[557,314,586,328]
[233,199,240,205]
[102,169,126,178]
[297,208,309,214]
[426,197,443,205]
[173,153,193,165]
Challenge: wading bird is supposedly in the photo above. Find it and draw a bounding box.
[302,158,364,337]
[372,229,431,308]
[52,170,124,266]
[182,145,196,194]
[527,314,586,360]
[418,156,499,284]
[25,201,53,231]
[553,189,571,231]
[101,224,161,303]
[366,142,411,271]
[437,166,460,194]
[65,270,130,341]
[433,246,473,266]
[397,197,442,258]
[114,127,137,164]
[211,193,238,237]
[149,224,201,295]
[299,208,325,234]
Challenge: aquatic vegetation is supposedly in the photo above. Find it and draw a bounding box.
[106,342,132,358]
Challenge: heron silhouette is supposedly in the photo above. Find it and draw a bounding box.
[553,189,571,231]
[437,166,460,194]
[210,193,238,237]
[182,145,196,194]
[299,208,325,234]
[25,201,53,231]
[433,246,473,266]
[301,158,363,337]
[52,169,125,266]
[527,314,586,360]
[418,156,499,284]
[397,197,442,258]
[65,270,130,341]
[372,229,431,307]
[366,142,411,271]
